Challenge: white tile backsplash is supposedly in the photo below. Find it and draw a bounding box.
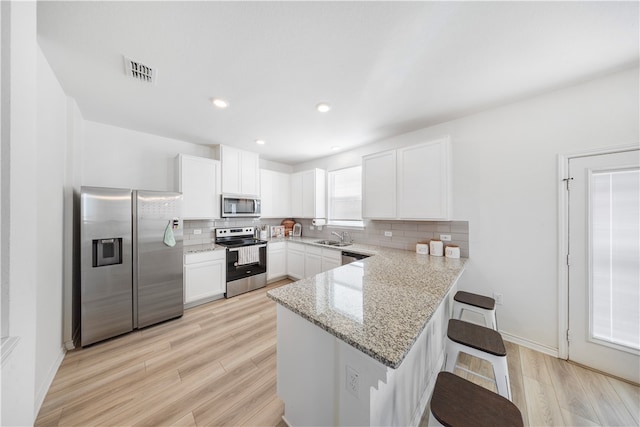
[183,218,470,257]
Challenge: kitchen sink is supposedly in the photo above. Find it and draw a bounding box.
[314,240,352,247]
[315,239,339,245]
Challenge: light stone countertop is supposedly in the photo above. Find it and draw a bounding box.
[266,236,380,256]
[183,243,223,254]
[267,244,467,368]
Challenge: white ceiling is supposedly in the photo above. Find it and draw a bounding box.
[37,1,639,165]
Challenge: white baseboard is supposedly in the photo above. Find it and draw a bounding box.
[501,331,559,358]
[34,346,66,417]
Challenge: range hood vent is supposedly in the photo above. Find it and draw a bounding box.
[123,56,156,84]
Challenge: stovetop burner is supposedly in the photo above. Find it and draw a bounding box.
[214,227,267,248]
[216,238,268,248]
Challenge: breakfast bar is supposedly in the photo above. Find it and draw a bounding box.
[267,248,467,426]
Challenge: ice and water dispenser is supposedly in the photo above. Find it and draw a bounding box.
[92,238,123,267]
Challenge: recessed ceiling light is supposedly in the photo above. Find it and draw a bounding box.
[316,103,331,113]
[211,98,229,109]
[255,139,266,145]
[331,146,341,151]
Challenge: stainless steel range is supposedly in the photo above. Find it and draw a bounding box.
[215,227,268,298]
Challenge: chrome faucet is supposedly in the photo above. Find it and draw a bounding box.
[331,231,352,243]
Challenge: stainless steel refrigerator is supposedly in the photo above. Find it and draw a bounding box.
[80,186,183,346]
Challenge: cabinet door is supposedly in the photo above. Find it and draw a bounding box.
[240,150,260,196]
[305,253,322,278]
[178,155,220,219]
[221,145,241,194]
[301,170,315,218]
[362,150,396,219]
[322,257,341,272]
[184,259,225,304]
[267,248,287,281]
[275,172,291,218]
[260,169,275,218]
[261,170,291,218]
[313,169,326,219]
[397,138,451,220]
[291,172,303,218]
[287,248,305,280]
[321,248,342,272]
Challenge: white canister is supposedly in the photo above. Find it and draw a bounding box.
[416,243,429,255]
[445,245,461,259]
[430,239,444,257]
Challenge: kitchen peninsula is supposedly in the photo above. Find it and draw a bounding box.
[267,247,466,426]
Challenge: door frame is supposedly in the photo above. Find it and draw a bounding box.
[557,144,640,360]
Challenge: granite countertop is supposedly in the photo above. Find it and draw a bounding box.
[267,236,380,256]
[184,243,223,254]
[267,246,466,369]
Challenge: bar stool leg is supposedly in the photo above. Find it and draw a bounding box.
[443,337,512,400]
[453,303,498,330]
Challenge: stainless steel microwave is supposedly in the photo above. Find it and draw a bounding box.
[221,194,261,218]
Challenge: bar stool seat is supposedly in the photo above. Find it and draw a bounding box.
[429,371,523,427]
[444,319,512,400]
[453,291,497,330]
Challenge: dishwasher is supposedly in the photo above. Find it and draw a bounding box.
[341,251,370,265]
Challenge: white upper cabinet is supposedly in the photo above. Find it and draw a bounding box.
[261,169,291,218]
[291,168,326,219]
[219,145,260,196]
[177,154,221,219]
[397,137,451,220]
[362,150,396,219]
[362,136,452,220]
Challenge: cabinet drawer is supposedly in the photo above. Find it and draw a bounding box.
[268,241,286,251]
[322,248,342,261]
[184,249,225,265]
[306,245,322,256]
[287,242,305,252]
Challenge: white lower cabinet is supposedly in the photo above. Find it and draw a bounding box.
[267,241,287,282]
[304,245,323,278]
[283,242,345,280]
[184,250,226,308]
[287,242,306,280]
[321,248,342,272]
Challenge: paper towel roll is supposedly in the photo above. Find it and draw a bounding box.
[311,218,326,226]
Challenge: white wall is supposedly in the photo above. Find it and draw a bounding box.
[1,2,39,425]
[294,67,640,352]
[34,46,68,412]
[82,121,214,191]
[63,99,83,350]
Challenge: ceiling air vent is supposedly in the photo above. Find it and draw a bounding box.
[123,56,157,84]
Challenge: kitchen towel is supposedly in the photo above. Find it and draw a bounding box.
[163,222,176,247]
[238,246,260,265]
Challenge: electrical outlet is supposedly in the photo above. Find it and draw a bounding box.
[346,366,359,397]
[440,234,451,241]
[193,229,202,235]
[384,231,392,237]
[493,293,504,305]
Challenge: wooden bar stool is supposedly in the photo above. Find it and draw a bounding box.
[452,291,497,330]
[429,371,523,427]
[443,319,512,400]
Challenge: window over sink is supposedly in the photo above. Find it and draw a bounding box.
[328,166,364,228]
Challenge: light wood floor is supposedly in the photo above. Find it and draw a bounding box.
[37,279,639,427]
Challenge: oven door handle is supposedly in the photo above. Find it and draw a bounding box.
[227,244,267,253]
